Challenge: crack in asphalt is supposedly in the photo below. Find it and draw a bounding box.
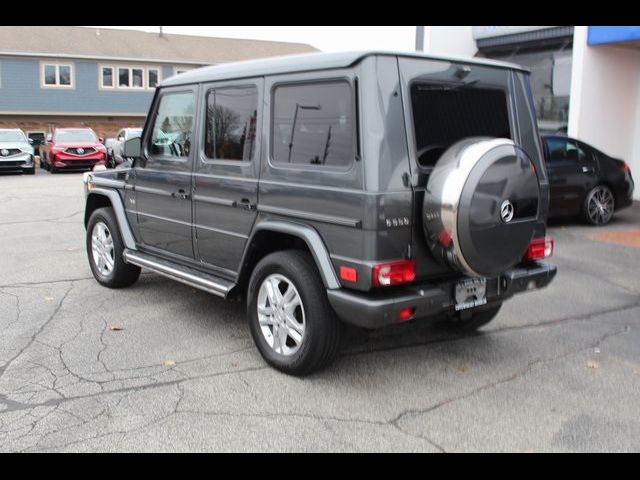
[387,324,631,451]
[0,209,83,227]
[0,281,74,382]
[0,288,21,331]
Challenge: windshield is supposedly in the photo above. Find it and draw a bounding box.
[55,130,97,143]
[0,131,27,143]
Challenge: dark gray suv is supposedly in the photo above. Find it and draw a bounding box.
[83,51,557,375]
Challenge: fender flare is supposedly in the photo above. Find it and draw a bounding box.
[246,219,340,290]
[86,188,137,250]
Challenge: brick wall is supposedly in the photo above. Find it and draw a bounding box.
[0,115,145,140]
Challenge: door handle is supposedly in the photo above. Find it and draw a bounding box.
[582,166,594,174]
[237,198,256,211]
[172,189,191,201]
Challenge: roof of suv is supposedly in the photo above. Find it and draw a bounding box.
[161,50,528,87]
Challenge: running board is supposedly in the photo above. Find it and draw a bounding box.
[123,249,235,298]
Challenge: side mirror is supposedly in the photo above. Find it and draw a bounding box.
[28,138,34,145]
[99,137,104,144]
[46,134,53,142]
[123,137,141,158]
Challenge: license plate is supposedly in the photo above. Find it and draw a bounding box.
[454,277,487,311]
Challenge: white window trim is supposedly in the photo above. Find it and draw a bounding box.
[173,66,194,76]
[99,64,161,91]
[40,61,75,89]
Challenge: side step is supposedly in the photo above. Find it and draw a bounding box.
[123,249,235,298]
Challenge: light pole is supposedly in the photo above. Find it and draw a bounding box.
[288,103,321,163]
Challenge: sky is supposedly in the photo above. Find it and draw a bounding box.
[87,26,419,52]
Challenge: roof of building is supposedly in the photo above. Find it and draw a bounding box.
[0,26,318,65]
[162,50,528,86]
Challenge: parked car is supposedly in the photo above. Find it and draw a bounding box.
[104,138,118,168]
[0,128,35,174]
[543,135,635,225]
[83,51,557,375]
[110,128,142,167]
[40,128,107,173]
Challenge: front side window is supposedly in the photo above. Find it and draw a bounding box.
[205,86,258,161]
[272,81,354,168]
[149,92,195,158]
[42,63,73,87]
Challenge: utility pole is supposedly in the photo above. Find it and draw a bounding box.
[159,26,164,37]
[415,26,425,51]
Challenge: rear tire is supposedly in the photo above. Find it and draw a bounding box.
[86,207,141,288]
[247,250,344,376]
[583,185,615,226]
[439,302,502,333]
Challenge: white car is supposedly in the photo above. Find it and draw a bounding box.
[0,129,35,175]
[111,128,142,166]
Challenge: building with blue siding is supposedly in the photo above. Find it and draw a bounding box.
[0,26,316,139]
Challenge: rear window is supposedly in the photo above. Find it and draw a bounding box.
[410,83,511,168]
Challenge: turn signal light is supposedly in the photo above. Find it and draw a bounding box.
[525,237,554,261]
[372,260,416,287]
[622,161,631,173]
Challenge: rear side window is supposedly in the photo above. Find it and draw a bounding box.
[205,86,258,161]
[272,81,354,168]
[545,137,584,163]
[148,92,195,158]
[410,83,511,168]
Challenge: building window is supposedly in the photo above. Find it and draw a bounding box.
[118,67,130,87]
[102,66,114,88]
[272,81,355,168]
[132,68,143,88]
[148,68,159,89]
[102,65,161,90]
[41,62,74,88]
[205,86,258,161]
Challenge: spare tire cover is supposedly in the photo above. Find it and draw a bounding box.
[422,137,540,277]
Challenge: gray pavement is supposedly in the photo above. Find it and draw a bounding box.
[0,169,639,452]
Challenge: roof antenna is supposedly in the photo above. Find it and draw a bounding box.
[159,26,163,37]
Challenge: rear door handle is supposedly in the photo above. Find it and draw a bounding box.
[172,189,191,200]
[582,166,595,174]
[237,198,256,211]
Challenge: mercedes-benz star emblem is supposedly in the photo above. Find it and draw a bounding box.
[77,148,85,155]
[1,149,9,157]
[500,200,514,223]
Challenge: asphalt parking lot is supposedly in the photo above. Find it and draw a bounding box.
[1,169,639,452]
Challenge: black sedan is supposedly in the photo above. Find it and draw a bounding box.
[542,135,635,225]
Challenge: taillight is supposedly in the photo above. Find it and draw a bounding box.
[372,260,416,287]
[622,161,630,173]
[525,237,553,261]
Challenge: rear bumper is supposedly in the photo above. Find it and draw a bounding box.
[327,261,557,329]
[616,173,634,210]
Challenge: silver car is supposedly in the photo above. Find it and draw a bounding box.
[111,128,143,166]
[0,129,35,174]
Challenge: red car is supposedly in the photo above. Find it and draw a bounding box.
[41,128,107,172]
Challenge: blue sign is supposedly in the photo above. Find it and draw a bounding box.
[588,26,640,45]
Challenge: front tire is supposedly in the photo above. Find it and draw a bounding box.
[86,207,141,288]
[247,250,344,376]
[583,185,615,226]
